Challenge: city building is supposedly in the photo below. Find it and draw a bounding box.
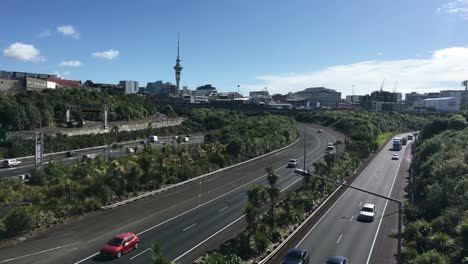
[0,78,25,92]
[174,36,183,95]
[380,102,409,112]
[119,80,139,94]
[0,70,57,80]
[146,81,178,96]
[294,87,341,108]
[196,84,217,97]
[48,78,81,89]
[440,90,465,104]
[217,92,242,100]
[345,95,364,103]
[26,77,52,90]
[249,90,270,104]
[422,97,459,112]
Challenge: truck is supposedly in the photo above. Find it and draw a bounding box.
[393,138,402,151]
[401,137,408,145]
[148,135,159,142]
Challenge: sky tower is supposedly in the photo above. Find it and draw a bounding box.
[174,34,183,94]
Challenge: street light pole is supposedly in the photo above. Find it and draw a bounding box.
[298,172,402,264]
[303,127,307,172]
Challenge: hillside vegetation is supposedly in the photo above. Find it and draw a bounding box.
[0,89,157,131]
[403,115,468,264]
[0,110,298,239]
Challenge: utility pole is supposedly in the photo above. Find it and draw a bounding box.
[303,127,307,172]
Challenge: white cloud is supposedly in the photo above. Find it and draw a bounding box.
[53,71,71,78]
[39,29,51,38]
[242,46,468,97]
[59,60,82,67]
[439,0,468,19]
[57,25,80,39]
[377,52,383,56]
[3,42,45,62]
[92,49,119,60]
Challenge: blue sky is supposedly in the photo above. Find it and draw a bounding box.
[2,0,468,96]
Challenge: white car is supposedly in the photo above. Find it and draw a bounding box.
[392,154,399,160]
[182,137,189,142]
[126,147,135,153]
[326,143,334,151]
[2,159,21,168]
[358,203,376,222]
[287,159,299,168]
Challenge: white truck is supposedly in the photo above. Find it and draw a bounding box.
[148,135,159,142]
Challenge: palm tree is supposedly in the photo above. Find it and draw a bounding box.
[265,166,280,226]
[244,184,267,251]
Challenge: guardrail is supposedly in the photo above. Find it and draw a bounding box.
[257,131,397,263]
[258,183,344,264]
[101,136,301,210]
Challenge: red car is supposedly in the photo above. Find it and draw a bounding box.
[100,233,140,258]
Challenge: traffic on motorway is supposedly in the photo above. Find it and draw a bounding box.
[276,133,416,264]
[0,124,341,264]
[0,134,204,179]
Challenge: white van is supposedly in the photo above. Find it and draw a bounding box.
[149,135,159,142]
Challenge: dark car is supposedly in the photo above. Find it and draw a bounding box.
[100,233,140,258]
[325,256,348,264]
[65,151,77,158]
[282,248,309,264]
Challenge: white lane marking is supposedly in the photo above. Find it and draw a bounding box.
[43,232,72,240]
[0,242,79,263]
[280,177,303,192]
[365,141,407,264]
[183,223,197,232]
[173,174,308,262]
[218,206,229,212]
[76,127,327,263]
[173,214,245,262]
[336,234,343,244]
[74,252,99,264]
[206,177,217,182]
[359,201,363,206]
[295,153,376,247]
[129,247,152,261]
[349,215,354,222]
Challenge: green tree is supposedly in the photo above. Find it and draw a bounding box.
[151,242,172,264]
[265,166,280,226]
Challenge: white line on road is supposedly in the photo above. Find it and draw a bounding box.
[0,242,79,263]
[280,177,303,192]
[75,124,327,263]
[218,206,229,212]
[359,201,362,206]
[295,153,376,247]
[336,234,343,244]
[173,214,245,262]
[365,141,408,264]
[183,223,197,232]
[129,248,152,260]
[349,215,354,222]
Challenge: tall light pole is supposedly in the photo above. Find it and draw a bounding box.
[296,171,403,264]
[303,127,307,172]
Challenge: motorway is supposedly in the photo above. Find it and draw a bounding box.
[0,123,342,264]
[284,134,413,264]
[0,135,205,179]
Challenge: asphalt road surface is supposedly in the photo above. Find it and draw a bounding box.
[0,123,342,264]
[291,134,413,264]
[0,135,204,179]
